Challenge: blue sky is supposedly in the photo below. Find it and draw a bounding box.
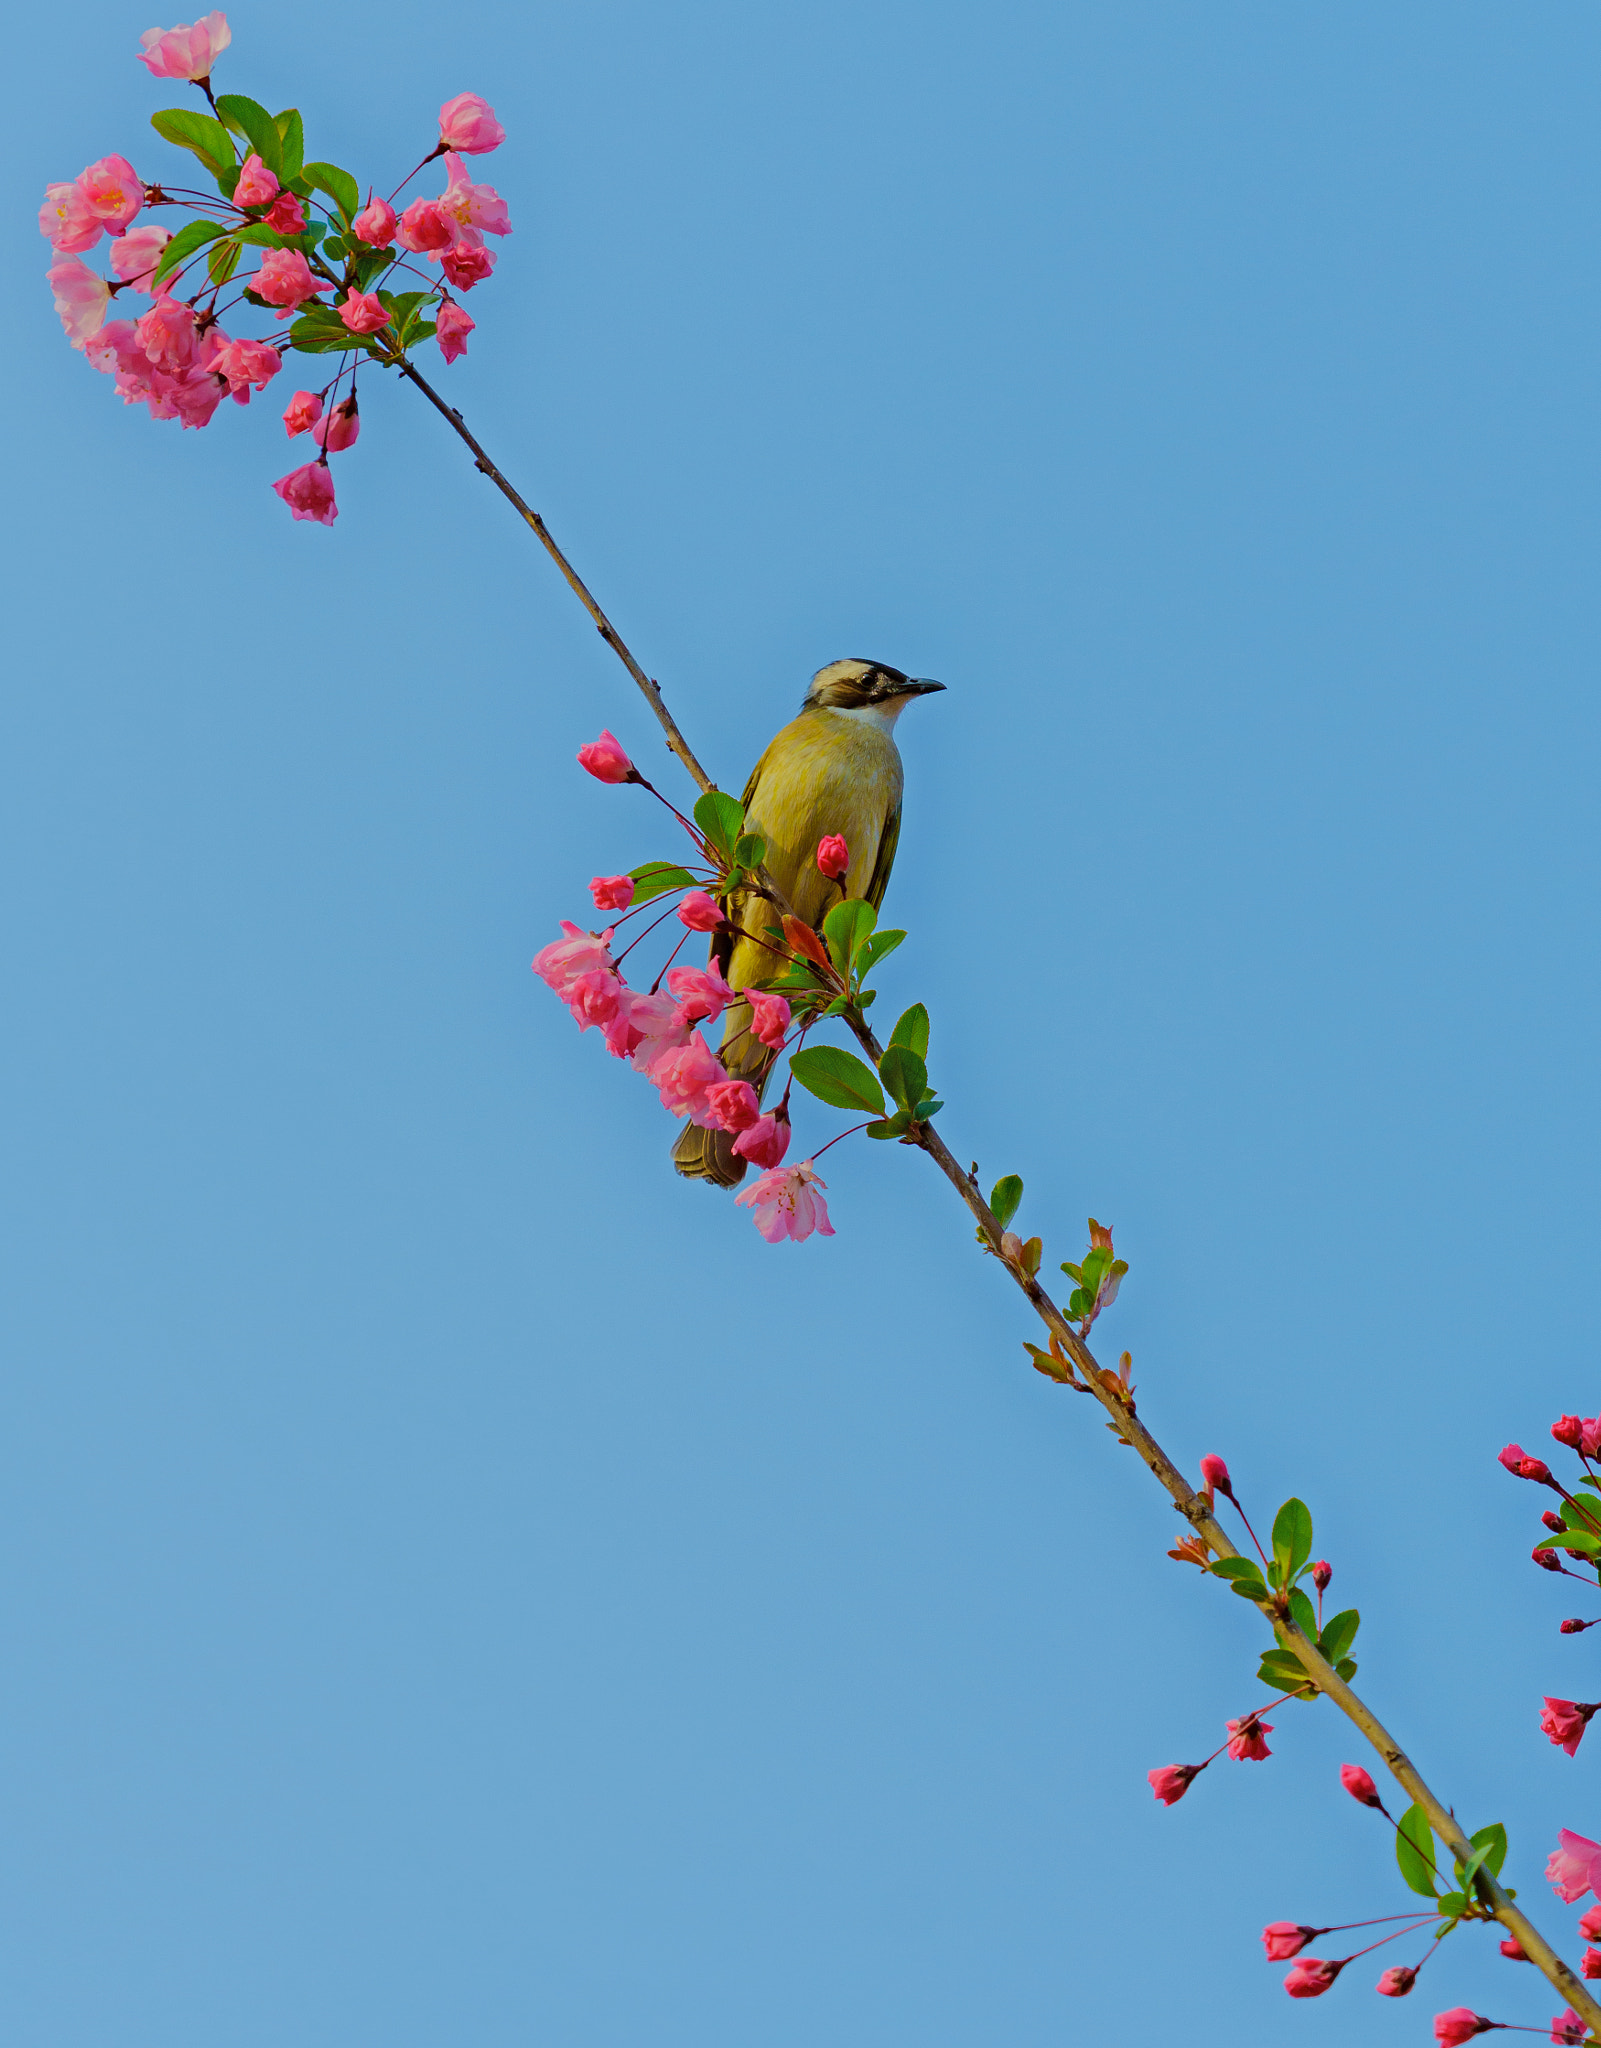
[8,3,1601,2042]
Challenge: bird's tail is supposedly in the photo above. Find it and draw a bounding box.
[671,999,772,1187]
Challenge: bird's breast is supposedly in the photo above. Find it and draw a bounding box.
[745,712,902,900]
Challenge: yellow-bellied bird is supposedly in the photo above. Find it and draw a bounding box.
[672,658,945,1186]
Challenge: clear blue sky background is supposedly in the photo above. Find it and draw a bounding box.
[6,4,1601,2042]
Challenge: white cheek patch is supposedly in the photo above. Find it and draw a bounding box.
[829,700,909,732]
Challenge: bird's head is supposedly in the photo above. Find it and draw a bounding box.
[803,658,946,716]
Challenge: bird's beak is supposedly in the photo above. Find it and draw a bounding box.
[899,678,946,697]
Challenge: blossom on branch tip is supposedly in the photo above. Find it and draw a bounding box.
[1199,1454,1234,1499]
[212,334,280,400]
[589,875,635,912]
[252,247,321,310]
[532,922,616,998]
[1283,1957,1343,1998]
[677,891,723,932]
[816,833,848,879]
[283,389,322,436]
[1554,1416,1585,1450]
[1582,1949,1601,1980]
[338,288,390,335]
[1499,1443,1555,1484]
[442,242,495,290]
[439,153,511,241]
[109,222,171,292]
[438,92,506,154]
[1338,1763,1387,1811]
[734,1160,834,1243]
[1580,1905,1601,1942]
[265,191,306,235]
[47,254,110,346]
[576,730,634,784]
[1261,1923,1320,1960]
[705,1078,761,1134]
[1312,1560,1332,1593]
[1584,1418,1601,1460]
[1433,2011,1494,2044]
[397,198,455,255]
[1553,2011,1587,2044]
[40,181,103,252]
[314,396,359,451]
[731,1112,789,1169]
[78,157,143,232]
[1147,1763,1201,1806]
[1377,1967,1416,1996]
[1547,1512,1568,1533]
[746,989,792,1050]
[352,196,398,246]
[234,153,279,207]
[137,12,231,81]
[1501,1938,1530,1961]
[271,461,338,525]
[436,300,475,363]
[1546,1828,1601,1903]
[1225,1715,1272,1761]
[1536,1548,1563,1572]
[1542,1699,1601,1758]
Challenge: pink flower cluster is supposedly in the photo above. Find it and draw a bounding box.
[40,154,145,253]
[363,149,508,311]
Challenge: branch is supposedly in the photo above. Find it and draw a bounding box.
[397,359,1601,2036]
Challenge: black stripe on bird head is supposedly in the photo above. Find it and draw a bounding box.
[803,659,946,710]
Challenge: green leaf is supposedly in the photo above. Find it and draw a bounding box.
[1396,1803,1440,1896]
[1209,1557,1268,1602]
[150,106,236,179]
[1435,1890,1467,1923]
[878,1044,928,1115]
[274,108,305,181]
[213,93,281,173]
[302,161,360,225]
[865,1109,913,1141]
[207,237,242,287]
[1335,1657,1358,1680]
[627,861,697,906]
[1257,1648,1315,1693]
[692,788,745,860]
[889,1003,929,1060]
[286,318,359,355]
[1316,1608,1360,1666]
[822,898,876,975]
[990,1176,1024,1229]
[235,221,313,249]
[1287,1586,1317,1636]
[788,1045,886,1117]
[857,928,905,977]
[1467,1823,1508,1881]
[151,218,229,286]
[915,1095,943,1118]
[730,832,767,871]
[1271,1498,1314,1588]
[1550,1530,1601,1554]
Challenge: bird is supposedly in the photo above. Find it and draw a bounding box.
[672,657,945,1186]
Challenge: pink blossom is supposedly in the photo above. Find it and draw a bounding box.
[565,969,623,1032]
[746,989,792,1050]
[576,730,634,784]
[271,462,338,526]
[1536,1546,1564,1572]
[78,156,144,233]
[265,191,306,235]
[438,152,511,243]
[1225,1714,1272,1761]
[1553,2012,1587,2044]
[732,1112,790,1169]
[83,319,135,378]
[667,961,734,1025]
[441,242,495,290]
[1199,1453,1233,1497]
[602,998,647,1061]
[438,92,505,154]
[351,196,398,247]
[109,222,171,292]
[252,247,321,310]
[1503,1938,1530,1961]
[816,833,848,879]
[396,198,455,255]
[235,154,280,208]
[1543,1699,1601,1758]
[649,1034,726,1124]
[705,1078,761,1134]
[1311,1559,1332,1592]
[1583,1418,1601,1460]
[1284,1957,1343,1998]
[1146,1763,1200,1806]
[1583,1949,1601,1980]
[212,334,279,400]
[1433,2013,1493,2046]
[137,12,231,81]
[313,396,359,450]
[623,991,690,1071]
[46,254,110,346]
[1547,1828,1601,1903]
[589,875,635,911]
[1500,1443,1555,1483]
[39,181,103,252]
[338,288,390,335]
[1261,1923,1318,1961]
[1554,1416,1585,1449]
[1339,1763,1385,1810]
[436,300,474,363]
[532,922,616,998]
[677,891,723,931]
[735,1160,835,1244]
[134,294,202,371]
[1580,1905,1601,1942]
[1377,1967,1416,1997]
[283,389,322,436]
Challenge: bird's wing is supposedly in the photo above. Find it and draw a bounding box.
[863,797,901,914]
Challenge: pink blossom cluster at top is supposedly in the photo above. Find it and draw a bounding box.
[356,149,509,303]
[137,13,230,81]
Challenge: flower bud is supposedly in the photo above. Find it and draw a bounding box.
[1554,1415,1586,1449]
[576,730,635,784]
[1432,2012,1494,2045]
[1535,1547,1563,1571]
[1500,1937,1529,1961]
[1541,1697,1601,1756]
[351,196,398,246]
[1582,1948,1601,1980]
[1339,1762,1385,1810]
[816,833,849,879]
[1376,1966,1416,1997]
[1546,1511,1567,1532]
[1261,1922,1320,1960]
[1199,1454,1234,1498]
[1563,1619,1589,1635]
[589,874,635,911]
[1146,1763,1201,1806]
[1579,1904,1601,1942]
[235,152,280,207]
[1500,1443,1555,1484]
[676,891,724,932]
[1583,1418,1601,1459]
[1225,1714,1273,1761]
[1310,1559,1332,1593]
[1284,1957,1343,1998]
